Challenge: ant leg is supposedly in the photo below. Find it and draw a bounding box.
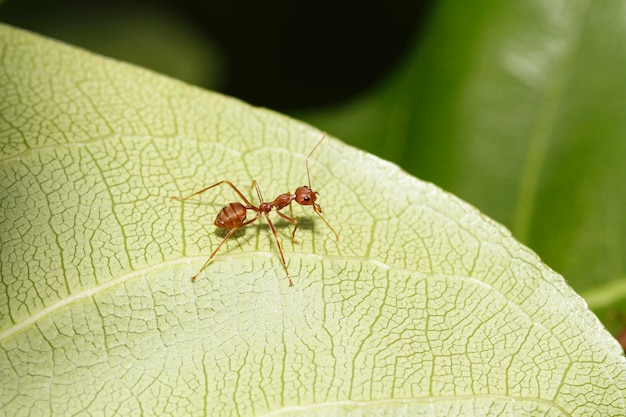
[191,212,261,282]
[263,213,293,286]
[191,227,238,282]
[279,204,339,243]
[313,210,339,242]
[276,209,299,244]
[172,180,255,207]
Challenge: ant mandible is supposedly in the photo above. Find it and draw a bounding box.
[171,132,339,286]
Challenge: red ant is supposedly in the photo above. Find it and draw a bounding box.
[172,133,339,286]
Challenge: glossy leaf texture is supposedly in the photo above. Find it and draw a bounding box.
[1,24,625,417]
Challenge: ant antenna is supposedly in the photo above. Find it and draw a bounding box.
[305,132,327,189]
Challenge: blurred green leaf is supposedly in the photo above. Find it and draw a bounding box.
[300,1,626,324]
[1,4,224,88]
[1,23,625,416]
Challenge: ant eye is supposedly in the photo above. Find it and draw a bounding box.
[303,196,310,201]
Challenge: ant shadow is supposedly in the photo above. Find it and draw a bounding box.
[212,214,316,241]
[175,196,320,244]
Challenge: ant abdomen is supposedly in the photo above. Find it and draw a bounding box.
[215,202,247,228]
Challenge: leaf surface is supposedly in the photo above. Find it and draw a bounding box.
[1,24,625,417]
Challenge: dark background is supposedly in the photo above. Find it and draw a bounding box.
[0,0,434,111]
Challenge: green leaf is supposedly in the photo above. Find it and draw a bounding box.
[1,23,625,417]
[299,0,626,325]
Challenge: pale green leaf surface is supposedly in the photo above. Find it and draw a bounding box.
[1,24,625,417]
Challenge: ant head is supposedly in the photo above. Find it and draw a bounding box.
[294,185,318,207]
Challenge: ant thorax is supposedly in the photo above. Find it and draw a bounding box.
[266,193,294,211]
